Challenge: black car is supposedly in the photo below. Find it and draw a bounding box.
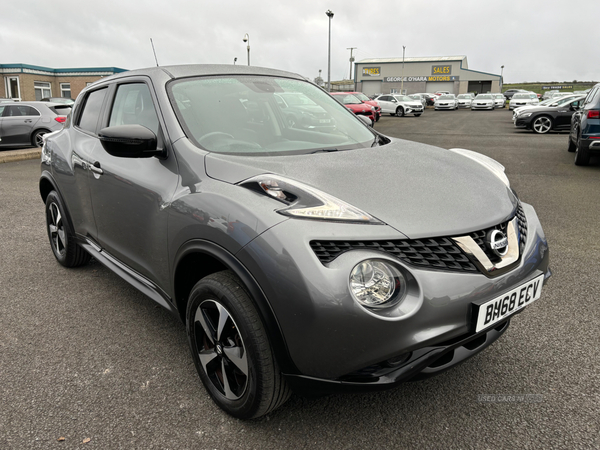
[513,96,585,134]
[568,83,600,165]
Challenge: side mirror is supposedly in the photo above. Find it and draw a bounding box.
[357,115,373,127]
[98,125,163,158]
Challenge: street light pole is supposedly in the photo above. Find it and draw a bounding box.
[401,46,406,95]
[326,10,334,92]
[347,47,356,81]
[233,57,237,65]
[500,65,504,92]
[243,33,250,66]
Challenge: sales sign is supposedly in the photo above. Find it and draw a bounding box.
[432,65,452,75]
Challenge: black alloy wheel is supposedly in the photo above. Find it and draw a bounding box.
[45,191,91,267]
[187,271,290,419]
[532,116,553,134]
[396,107,404,117]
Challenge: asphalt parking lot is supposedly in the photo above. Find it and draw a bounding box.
[1,108,599,449]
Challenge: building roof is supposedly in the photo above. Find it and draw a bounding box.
[357,55,467,64]
[0,63,127,77]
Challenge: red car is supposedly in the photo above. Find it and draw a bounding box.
[330,93,377,123]
[338,91,381,121]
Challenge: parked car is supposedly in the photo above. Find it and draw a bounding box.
[374,94,424,116]
[434,90,451,96]
[509,93,539,110]
[471,94,496,110]
[40,97,75,105]
[408,94,427,108]
[513,96,584,134]
[541,90,558,101]
[274,92,335,130]
[0,101,70,148]
[414,93,436,106]
[434,94,458,110]
[568,83,600,165]
[503,89,528,100]
[39,64,551,419]
[457,93,475,108]
[513,94,583,116]
[0,98,15,103]
[330,93,377,123]
[493,94,506,108]
[339,91,382,121]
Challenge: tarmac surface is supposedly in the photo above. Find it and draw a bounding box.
[1,109,599,449]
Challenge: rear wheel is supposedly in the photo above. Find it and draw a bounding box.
[32,129,49,147]
[395,107,404,117]
[532,116,553,134]
[45,191,91,267]
[187,271,290,419]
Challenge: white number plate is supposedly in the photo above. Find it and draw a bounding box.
[473,274,544,332]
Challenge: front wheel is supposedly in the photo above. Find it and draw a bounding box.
[567,135,577,153]
[532,116,553,134]
[187,271,291,419]
[395,107,404,117]
[574,136,591,166]
[45,191,91,267]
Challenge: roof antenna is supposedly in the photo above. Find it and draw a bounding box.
[150,38,159,67]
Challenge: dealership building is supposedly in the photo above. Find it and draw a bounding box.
[354,56,502,96]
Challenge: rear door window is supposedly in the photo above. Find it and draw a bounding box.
[77,88,108,133]
[6,105,40,116]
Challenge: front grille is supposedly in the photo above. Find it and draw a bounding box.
[310,202,528,274]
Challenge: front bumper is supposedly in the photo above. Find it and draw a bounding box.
[435,103,456,109]
[236,202,550,385]
[472,103,495,109]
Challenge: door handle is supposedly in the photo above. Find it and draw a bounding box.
[24,119,32,123]
[89,161,103,175]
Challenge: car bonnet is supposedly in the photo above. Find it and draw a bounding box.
[204,139,517,238]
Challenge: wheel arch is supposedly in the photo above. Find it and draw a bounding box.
[173,240,299,374]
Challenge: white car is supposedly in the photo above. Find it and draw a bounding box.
[492,94,506,108]
[434,94,458,110]
[457,93,475,108]
[471,94,496,110]
[374,94,424,117]
[509,93,539,110]
[408,94,427,108]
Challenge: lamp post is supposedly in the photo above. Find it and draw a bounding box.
[347,47,356,81]
[401,45,406,95]
[243,33,250,66]
[326,10,334,92]
[500,65,504,92]
[233,57,237,65]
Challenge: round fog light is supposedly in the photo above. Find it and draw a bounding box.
[349,260,407,309]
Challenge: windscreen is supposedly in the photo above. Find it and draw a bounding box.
[169,76,375,155]
[476,94,493,99]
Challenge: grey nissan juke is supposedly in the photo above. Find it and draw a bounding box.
[40,65,551,419]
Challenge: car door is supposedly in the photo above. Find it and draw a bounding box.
[555,99,581,129]
[86,79,179,290]
[377,95,393,113]
[0,105,41,146]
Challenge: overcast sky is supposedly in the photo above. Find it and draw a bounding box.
[1,0,597,84]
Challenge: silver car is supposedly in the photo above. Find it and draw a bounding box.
[457,93,475,108]
[509,93,539,110]
[434,94,458,110]
[493,94,506,108]
[471,94,496,110]
[0,102,70,148]
[375,94,424,117]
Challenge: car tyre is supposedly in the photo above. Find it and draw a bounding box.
[45,191,91,267]
[32,129,49,148]
[532,115,553,134]
[574,135,591,166]
[187,271,291,419]
[395,107,404,117]
[414,114,422,117]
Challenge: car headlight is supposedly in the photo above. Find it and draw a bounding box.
[449,148,510,187]
[349,259,407,309]
[371,106,376,111]
[520,112,532,118]
[239,174,383,224]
